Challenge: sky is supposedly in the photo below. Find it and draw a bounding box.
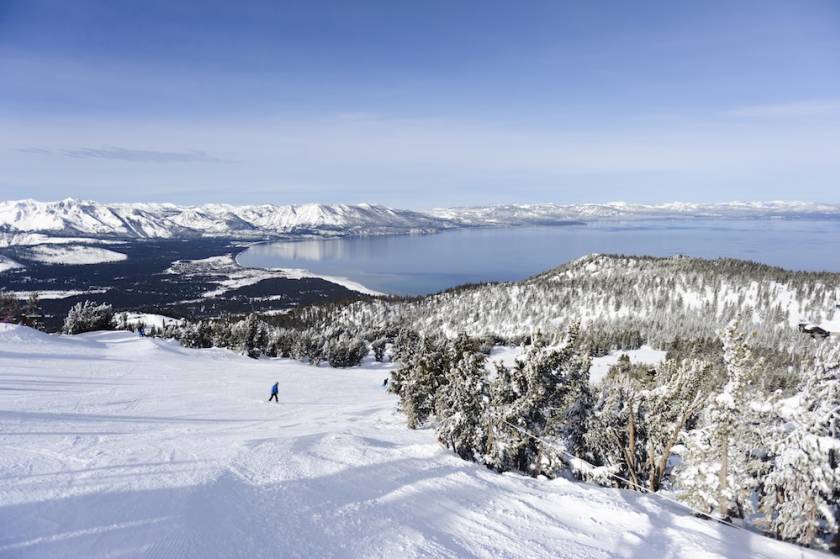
[1,0,839,208]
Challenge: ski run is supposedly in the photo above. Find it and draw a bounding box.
[0,324,822,558]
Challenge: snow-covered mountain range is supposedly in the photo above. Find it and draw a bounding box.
[1,198,839,244]
[0,198,451,241]
[429,200,840,225]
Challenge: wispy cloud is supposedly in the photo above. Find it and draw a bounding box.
[15,147,52,155]
[62,146,225,163]
[728,99,840,119]
[17,145,225,163]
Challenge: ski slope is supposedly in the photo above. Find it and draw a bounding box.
[0,325,822,558]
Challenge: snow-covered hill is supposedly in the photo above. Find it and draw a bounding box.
[322,254,840,351]
[0,324,817,558]
[2,198,839,245]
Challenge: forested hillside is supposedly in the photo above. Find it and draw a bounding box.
[305,254,838,368]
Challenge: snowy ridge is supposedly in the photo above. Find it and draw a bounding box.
[0,198,454,241]
[0,324,816,558]
[324,254,840,344]
[430,200,840,225]
[1,198,839,245]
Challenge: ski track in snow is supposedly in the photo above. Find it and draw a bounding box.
[0,325,823,559]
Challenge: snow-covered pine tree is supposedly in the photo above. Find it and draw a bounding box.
[761,341,840,550]
[485,359,527,471]
[0,293,21,324]
[396,334,449,429]
[371,337,387,361]
[326,333,369,367]
[24,292,43,330]
[436,338,489,461]
[236,314,265,358]
[487,325,591,477]
[639,359,709,491]
[676,320,762,519]
[62,301,114,335]
[584,371,646,489]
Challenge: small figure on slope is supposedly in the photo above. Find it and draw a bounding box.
[268,381,279,403]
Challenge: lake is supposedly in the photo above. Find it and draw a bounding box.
[236,219,840,295]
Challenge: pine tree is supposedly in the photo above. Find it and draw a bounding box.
[436,345,489,461]
[237,314,263,358]
[372,337,387,361]
[762,342,840,550]
[24,292,43,330]
[63,301,114,335]
[397,335,449,429]
[485,359,526,471]
[640,359,708,491]
[0,293,21,324]
[486,325,591,477]
[676,320,761,518]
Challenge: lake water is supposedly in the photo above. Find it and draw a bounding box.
[236,219,840,295]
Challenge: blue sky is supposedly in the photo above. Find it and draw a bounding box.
[1,0,839,207]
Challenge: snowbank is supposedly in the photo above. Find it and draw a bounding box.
[118,312,180,330]
[0,325,814,558]
[816,319,840,333]
[589,345,667,383]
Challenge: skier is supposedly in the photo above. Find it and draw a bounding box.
[138,325,145,337]
[268,381,279,403]
[382,378,388,388]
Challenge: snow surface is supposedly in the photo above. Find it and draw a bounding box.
[0,233,124,248]
[588,345,668,384]
[2,289,108,300]
[0,255,23,273]
[0,325,819,558]
[118,312,180,329]
[815,319,840,333]
[21,245,127,265]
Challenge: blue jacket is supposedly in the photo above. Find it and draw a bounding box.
[271,383,279,395]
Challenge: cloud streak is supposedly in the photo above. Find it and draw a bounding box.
[727,99,840,119]
[63,146,225,163]
[18,145,225,163]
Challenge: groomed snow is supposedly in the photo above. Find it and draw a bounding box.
[0,325,818,559]
[21,245,127,265]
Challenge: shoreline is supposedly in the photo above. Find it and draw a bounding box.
[232,247,385,297]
